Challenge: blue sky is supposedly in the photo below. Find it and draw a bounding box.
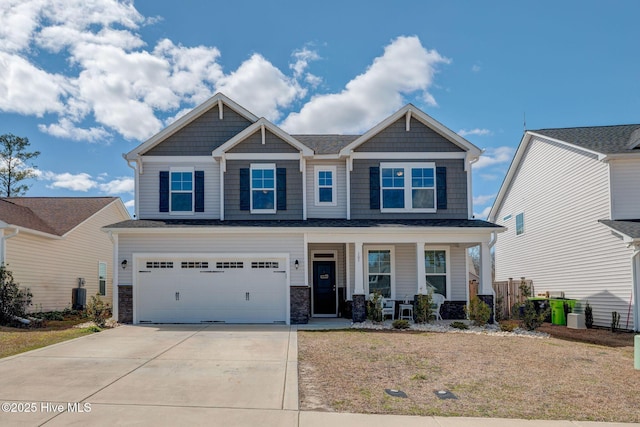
[1,0,639,218]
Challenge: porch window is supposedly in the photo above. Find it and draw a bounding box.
[98,262,107,296]
[251,164,276,213]
[380,162,436,212]
[425,249,447,298]
[170,168,194,213]
[367,248,394,298]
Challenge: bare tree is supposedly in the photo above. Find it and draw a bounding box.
[0,134,40,197]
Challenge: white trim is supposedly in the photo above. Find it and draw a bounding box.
[365,245,396,299]
[351,152,466,160]
[169,167,195,215]
[346,243,351,300]
[303,233,309,287]
[219,157,225,221]
[380,162,437,213]
[424,246,451,299]
[223,153,301,161]
[311,249,339,317]
[314,165,337,207]
[301,158,307,220]
[110,233,119,322]
[346,158,352,220]
[416,242,426,294]
[250,163,277,214]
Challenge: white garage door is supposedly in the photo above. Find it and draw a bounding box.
[136,256,288,324]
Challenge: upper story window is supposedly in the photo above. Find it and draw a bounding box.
[380,162,436,212]
[516,213,524,235]
[251,163,276,213]
[315,166,337,206]
[171,168,194,213]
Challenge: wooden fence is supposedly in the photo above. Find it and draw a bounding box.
[492,277,534,320]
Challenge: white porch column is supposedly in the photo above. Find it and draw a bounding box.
[416,242,426,294]
[354,241,365,295]
[479,242,493,295]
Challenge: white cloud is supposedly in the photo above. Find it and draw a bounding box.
[473,146,514,169]
[458,128,491,137]
[124,199,135,208]
[280,36,450,134]
[472,64,481,73]
[473,194,496,206]
[99,177,134,194]
[39,170,133,194]
[38,118,111,142]
[473,206,492,220]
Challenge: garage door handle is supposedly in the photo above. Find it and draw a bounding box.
[245,292,250,301]
[175,292,180,301]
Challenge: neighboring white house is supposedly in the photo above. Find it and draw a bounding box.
[0,197,130,312]
[489,125,640,331]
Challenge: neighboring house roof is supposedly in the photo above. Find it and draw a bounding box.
[599,219,640,244]
[0,197,124,236]
[489,124,640,222]
[105,218,502,230]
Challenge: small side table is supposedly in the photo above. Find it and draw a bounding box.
[399,303,413,321]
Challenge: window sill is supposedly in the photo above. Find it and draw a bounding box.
[169,211,195,215]
[250,209,277,214]
[380,208,437,213]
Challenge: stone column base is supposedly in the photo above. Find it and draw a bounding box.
[352,294,366,323]
[118,285,133,324]
[290,286,310,324]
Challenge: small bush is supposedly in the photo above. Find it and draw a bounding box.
[450,321,468,330]
[392,319,410,329]
[83,325,102,333]
[467,296,491,326]
[414,293,433,324]
[86,293,111,328]
[521,300,549,331]
[494,295,504,322]
[0,265,32,325]
[584,301,593,328]
[366,292,383,323]
[499,322,517,332]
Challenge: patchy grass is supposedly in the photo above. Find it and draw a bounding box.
[298,329,639,423]
[0,315,97,358]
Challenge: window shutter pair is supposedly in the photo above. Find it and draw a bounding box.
[239,167,286,211]
[159,171,205,212]
[368,166,447,209]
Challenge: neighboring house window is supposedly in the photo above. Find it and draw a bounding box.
[98,262,107,296]
[170,168,194,213]
[366,247,394,298]
[315,166,337,206]
[380,162,436,212]
[424,249,448,298]
[516,213,524,235]
[251,164,276,213]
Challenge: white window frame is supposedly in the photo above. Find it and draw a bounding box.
[424,246,451,299]
[365,246,396,299]
[98,261,107,296]
[314,165,337,206]
[380,162,437,213]
[250,163,277,214]
[169,167,194,215]
[516,212,524,235]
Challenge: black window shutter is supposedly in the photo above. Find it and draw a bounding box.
[239,168,250,211]
[436,166,447,210]
[277,167,287,210]
[369,166,380,209]
[194,170,205,212]
[159,171,169,212]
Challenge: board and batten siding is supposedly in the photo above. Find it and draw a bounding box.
[306,160,347,219]
[117,232,305,287]
[494,136,634,328]
[6,203,126,311]
[137,159,219,220]
[609,158,640,220]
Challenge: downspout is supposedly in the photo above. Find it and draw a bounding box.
[1,227,19,266]
[631,245,640,332]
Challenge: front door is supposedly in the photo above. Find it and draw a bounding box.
[313,261,336,316]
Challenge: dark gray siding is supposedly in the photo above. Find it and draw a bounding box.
[143,105,252,156]
[228,129,299,153]
[350,158,468,219]
[355,117,464,152]
[225,160,303,220]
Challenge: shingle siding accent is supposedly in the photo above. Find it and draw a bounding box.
[305,160,347,219]
[354,117,464,153]
[350,158,468,219]
[225,160,303,220]
[143,105,253,156]
[227,129,299,153]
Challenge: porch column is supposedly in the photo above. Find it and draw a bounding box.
[479,242,493,295]
[416,242,426,294]
[352,241,366,322]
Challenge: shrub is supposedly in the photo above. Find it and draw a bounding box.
[414,293,433,324]
[86,293,111,328]
[467,296,490,326]
[499,322,517,332]
[450,321,468,330]
[521,300,549,331]
[0,265,32,325]
[584,302,593,328]
[366,292,383,323]
[392,319,410,329]
[494,295,504,322]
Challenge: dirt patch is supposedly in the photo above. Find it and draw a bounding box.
[298,329,639,422]
[537,323,635,347]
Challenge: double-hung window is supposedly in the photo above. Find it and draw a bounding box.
[380,162,436,212]
[170,168,194,213]
[424,249,448,298]
[251,164,276,213]
[98,262,107,296]
[366,247,394,298]
[314,166,337,206]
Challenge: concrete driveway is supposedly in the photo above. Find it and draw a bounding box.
[0,324,299,426]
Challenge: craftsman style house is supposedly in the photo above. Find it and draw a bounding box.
[105,93,501,324]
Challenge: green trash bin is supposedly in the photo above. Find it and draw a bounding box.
[549,299,577,326]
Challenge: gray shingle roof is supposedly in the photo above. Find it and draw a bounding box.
[532,124,640,154]
[599,219,640,240]
[0,197,119,236]
[291,135,360,155]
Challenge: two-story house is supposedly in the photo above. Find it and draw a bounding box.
[490,125,640,331]
[104,93,501,325]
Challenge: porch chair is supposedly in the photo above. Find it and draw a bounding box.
[431,293,445,321]
[382,299,395,321]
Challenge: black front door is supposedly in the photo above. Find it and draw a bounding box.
[313,261,336,315]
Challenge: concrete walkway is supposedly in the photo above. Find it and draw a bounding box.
[0,324,636,426]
